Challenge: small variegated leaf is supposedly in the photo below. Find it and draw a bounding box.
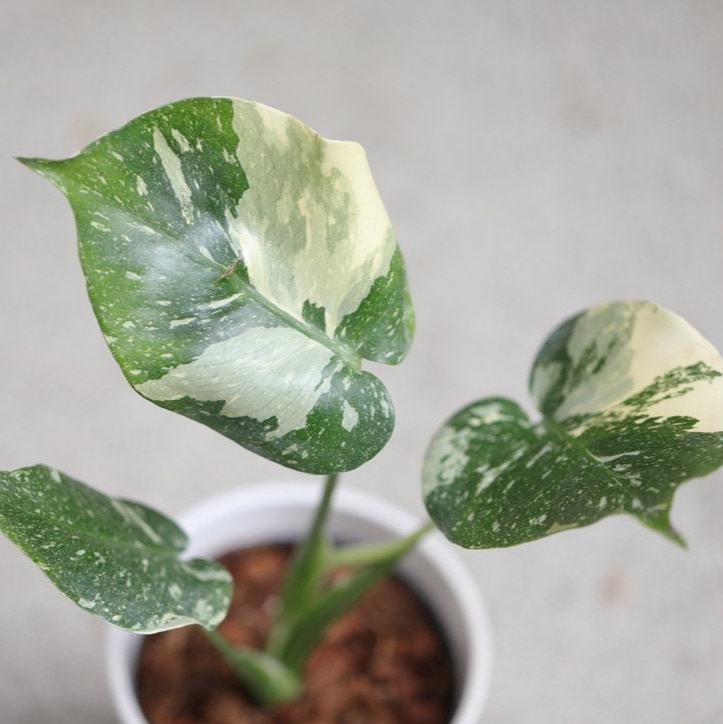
[423,301,723,549]
[0,465,232,632]
[20,97,413,474]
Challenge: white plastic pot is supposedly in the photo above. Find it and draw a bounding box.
[107,481,493,723]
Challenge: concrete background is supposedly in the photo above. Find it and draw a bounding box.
[2,1,723,722]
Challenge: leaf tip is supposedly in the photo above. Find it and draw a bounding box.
[16,156,68,188]
[634,508,687,549]
[16,155,48,171]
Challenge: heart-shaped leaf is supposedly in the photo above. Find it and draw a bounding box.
[0,465,232,632]
[20,98,413,474]
[423,301,723,548]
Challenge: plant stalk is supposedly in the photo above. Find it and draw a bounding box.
[325,520,435,570]
[264,473,339,658]
[203,628,302,706]
[212,474,436,706]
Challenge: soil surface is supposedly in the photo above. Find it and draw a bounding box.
[137,543,455,723]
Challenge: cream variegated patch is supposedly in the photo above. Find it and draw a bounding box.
[152,127,194,224]
[137,325,337,439]
[227,100,395,337]
[546,301,723,432]
[422,425,475,496]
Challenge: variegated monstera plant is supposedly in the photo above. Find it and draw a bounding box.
[4,97,723,705]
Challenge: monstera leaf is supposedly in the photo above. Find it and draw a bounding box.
[0,465,232,632]
[423,301,723,548]
[20,98,413,474]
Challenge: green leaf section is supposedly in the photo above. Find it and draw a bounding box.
[0,465,232,632]
[20,97,413,474]
[423,301,723,548]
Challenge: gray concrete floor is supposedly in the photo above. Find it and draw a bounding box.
[2,2,723,722]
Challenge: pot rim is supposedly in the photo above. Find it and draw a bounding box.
[106,480,493,724]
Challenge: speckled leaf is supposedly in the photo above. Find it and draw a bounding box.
[0,465,232,632]
[20,97,413,474]
[424,301,723,548]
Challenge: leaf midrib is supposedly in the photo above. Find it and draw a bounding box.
[85,193,364,372]
[225,268,363,371]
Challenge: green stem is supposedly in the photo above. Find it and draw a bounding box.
[325,520,435,570]
[308,473,338,545]
[265,474,339,658]
[204,628,302,706]
[276,521,435,670]
[262,479,436,682]
[283,473,338,604]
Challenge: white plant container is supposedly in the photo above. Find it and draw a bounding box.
[107,481,493,723]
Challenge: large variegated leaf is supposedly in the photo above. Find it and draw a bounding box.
[423,301,723,548]
[0,465,232,632]
[20,98,413,474]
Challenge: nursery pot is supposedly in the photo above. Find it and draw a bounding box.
[106,481,493,723]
